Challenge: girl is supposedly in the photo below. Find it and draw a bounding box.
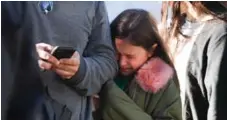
[98,9,182,120]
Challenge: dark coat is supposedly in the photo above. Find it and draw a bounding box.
[2,2,47,120]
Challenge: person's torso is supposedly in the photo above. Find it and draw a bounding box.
[27,1,95,53]
[20,2,98,120]
[171,20,206,107]
[184,20,225,120]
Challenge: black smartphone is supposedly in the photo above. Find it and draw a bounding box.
[51,46,76,59]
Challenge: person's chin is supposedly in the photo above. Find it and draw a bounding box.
[120,70,132,76]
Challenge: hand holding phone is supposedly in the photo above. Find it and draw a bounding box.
[51,46,80,79]
[53,50,80,79]
[36,43,76,70]
[36,43,79,79]
[36,43,60,70]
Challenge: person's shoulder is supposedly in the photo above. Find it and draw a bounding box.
[202,19,227,46]
[205,19,227,51]
[94,1,105,8]
[209,19,227,37]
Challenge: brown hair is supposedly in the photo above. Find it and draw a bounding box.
[111,9,173,66]
[160,1,227,58]
[111,9,180,88]
[162,1,227,43]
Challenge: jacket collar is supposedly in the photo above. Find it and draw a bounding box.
[135,57,173,93]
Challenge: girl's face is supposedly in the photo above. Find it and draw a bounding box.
[115,38,154,76]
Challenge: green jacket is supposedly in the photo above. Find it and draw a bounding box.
[99,57,182,120]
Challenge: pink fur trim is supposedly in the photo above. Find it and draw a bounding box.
[136,57,173,93]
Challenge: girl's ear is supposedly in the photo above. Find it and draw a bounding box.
[148,43,158,57]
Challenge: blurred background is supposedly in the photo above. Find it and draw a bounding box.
[105,1,162,22]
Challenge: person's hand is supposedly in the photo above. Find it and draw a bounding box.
[92,95,100,111]
[52,52,80,79]
[36,43,59,70]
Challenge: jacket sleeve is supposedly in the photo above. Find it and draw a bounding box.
[205,24,227,120]
[63,2,118,96]
[100,77,182,120]
[100,81,152,120]
[152,77,182,120]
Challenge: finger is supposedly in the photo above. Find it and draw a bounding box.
[37,48,51,60]
[55,64,78,72]
[37,50,59,66]
[36,43,53,52]
[59,58,79,66]
[54,69,74,79]
[38,59,52,70]
[72,51,80,58]
[47,54,60,66]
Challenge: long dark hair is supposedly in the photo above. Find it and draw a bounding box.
[111,9,173,66]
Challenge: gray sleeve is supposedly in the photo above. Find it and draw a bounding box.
[63,1,118,96]
[205,24,227,120]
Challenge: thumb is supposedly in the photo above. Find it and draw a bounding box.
[36,43,53,52]
[72,51,80,59]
